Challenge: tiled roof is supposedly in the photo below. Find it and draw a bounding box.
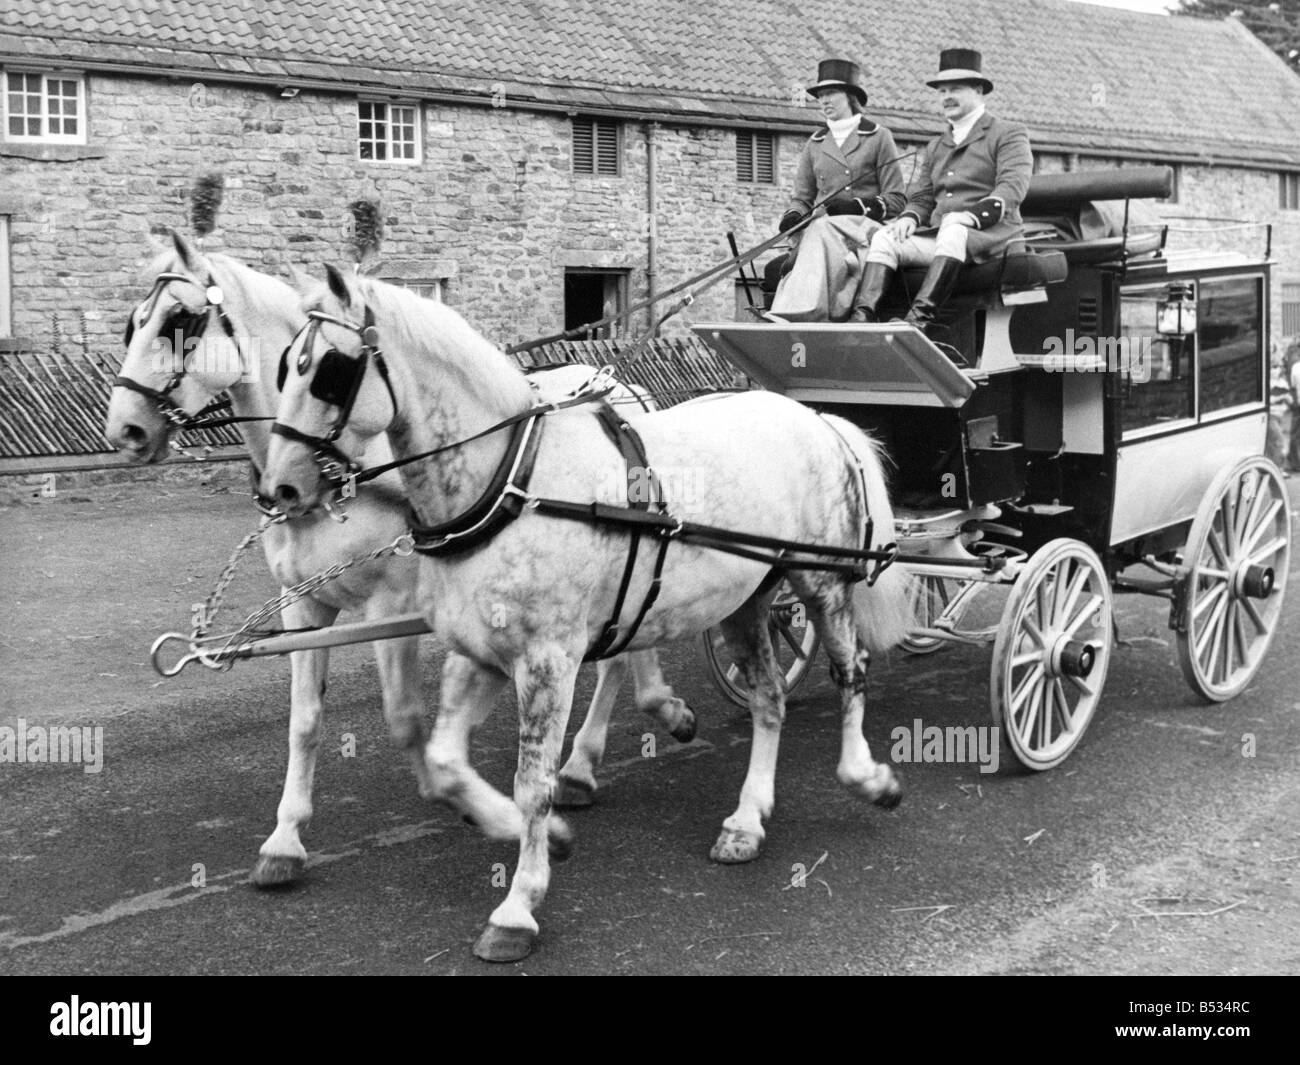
[4,0,1300,164]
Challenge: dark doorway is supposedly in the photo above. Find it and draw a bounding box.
[564,270,627,339]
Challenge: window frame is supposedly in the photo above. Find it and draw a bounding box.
[736,130,776,185]
[572,117,621,177]
[382,277,446,303]
[356,98,422,165]
[3,69,87,145]
[1279,171,1300,211]
[1119,271,1268,441]
[563,268,628,338]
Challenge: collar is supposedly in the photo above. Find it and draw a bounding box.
[949,104,987,145]
[810,115,878,143]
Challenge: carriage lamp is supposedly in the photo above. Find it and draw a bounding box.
[1156,282,1197,337]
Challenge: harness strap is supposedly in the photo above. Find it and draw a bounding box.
[583,404,671,663]
[406,413,546,557]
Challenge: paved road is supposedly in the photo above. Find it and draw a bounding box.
[1,479,1298,975]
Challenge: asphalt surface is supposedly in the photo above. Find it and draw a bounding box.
[1,475,1298,975]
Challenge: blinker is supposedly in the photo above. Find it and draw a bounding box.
[310,348,367,409]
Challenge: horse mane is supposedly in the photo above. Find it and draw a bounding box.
[139,245,300,320]
[301,273,534,405]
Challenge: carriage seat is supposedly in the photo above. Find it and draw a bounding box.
[901,245,1068,299]
[1023,229,1163,265]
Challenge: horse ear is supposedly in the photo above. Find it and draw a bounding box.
[171,229,201,272]
[325,263,353,307]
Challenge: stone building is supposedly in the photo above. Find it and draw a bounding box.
[2,0,1300,362]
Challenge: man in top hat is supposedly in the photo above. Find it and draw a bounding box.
[849,48,1032,335]
[767,58,905,322]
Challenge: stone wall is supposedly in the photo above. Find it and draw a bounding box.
[1,70,1297,365]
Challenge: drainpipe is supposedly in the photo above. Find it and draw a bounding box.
[646,121,658,336]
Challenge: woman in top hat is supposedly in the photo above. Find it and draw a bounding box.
[850,47,1032,337]
[767,58,906,322]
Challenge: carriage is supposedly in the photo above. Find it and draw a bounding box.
[694,166,1291,770]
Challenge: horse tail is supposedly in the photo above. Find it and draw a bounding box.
[819,414,918,655]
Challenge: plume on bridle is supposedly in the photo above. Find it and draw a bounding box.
[348,198,383,268]
[190,172,225,239]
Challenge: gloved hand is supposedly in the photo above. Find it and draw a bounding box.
[824,199,863,217]
[778,210,803,234]
[887,215,918,240]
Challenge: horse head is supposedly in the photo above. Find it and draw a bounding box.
[105,231,301,464]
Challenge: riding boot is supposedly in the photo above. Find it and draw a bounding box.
[847,262,896,323]
[903,255,964,335]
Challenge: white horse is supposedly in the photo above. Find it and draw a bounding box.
[263,265,917,962]
[104,232,695,885]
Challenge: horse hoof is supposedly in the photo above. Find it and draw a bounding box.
[709,828,763,864]
[873,773,903,810]
[250,854,304,888]
[553,776,595,809]
[670,706,697,744]
[548,819,575,863]
[473,923,537,963]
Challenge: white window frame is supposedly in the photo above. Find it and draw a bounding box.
[357,99,421,164]
[0,215,10,336]
[384,277,446,303]
[3,70,86,145]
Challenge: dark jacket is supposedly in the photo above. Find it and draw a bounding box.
[900,112,1033,263]
[787,116,907,222]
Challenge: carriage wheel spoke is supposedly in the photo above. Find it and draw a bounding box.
[1241,497,1281,555]
[1195,590,1229,660]
[1052,678,1072,734]
[1248,535,1288,568]
[1061,593,1104,641]
[1054,564,1089,629]
[1192,580,1227,621]
[1021,616,1046,650]
[1240,595,1267,636]
[1011,649,1041,669]
[1010,662,1045,716]
[774,620,808,659]
[1221,489,1241,558]
[1231,474,1256,550]
[1067,671,1096,697]
[1232,601,1251,672]
[1206,527,1230,571]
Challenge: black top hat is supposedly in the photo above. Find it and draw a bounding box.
[806,59,868,106]
[925,48,994,94]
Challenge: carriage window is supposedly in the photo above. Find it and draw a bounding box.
[1197,276,1262,416]
[1118,284,1194,435]
[357,101,420,163]
[3,71,85,144]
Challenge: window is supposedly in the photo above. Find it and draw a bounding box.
[1198,275,1262,416]
[572,118,619,175]
[1120,275,1265,435]
[563,269,627,338]
[3,71,85,143]
[1119,283,1194,434]
[0,215,10,336]
[385,278,445,303]
[736,132,775,184]
[357,100,420,163]
[1280,172,1300,211]
[1282,282,1300,337]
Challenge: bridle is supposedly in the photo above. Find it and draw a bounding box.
[116,270,248,431]
[270,306,399,486]
[271,302,613,500]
